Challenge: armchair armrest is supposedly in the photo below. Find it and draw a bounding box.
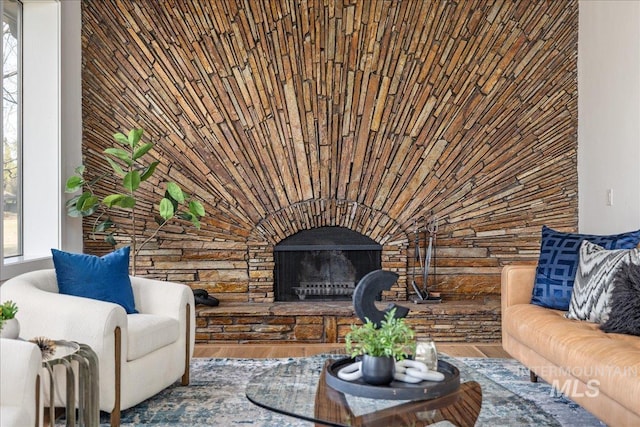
[130,276,193,317]
[130,276,195,359]
[0,270,127,357]
[501,264,536,312]
[0,338,43,427]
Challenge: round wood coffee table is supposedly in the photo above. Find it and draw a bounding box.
[246,356,481,427]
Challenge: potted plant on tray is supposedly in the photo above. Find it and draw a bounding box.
[0,300,19,339]
[345,307,416,385]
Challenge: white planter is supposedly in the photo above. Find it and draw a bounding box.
[0,318,20,339]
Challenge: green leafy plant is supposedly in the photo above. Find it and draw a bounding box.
[0,300,18,331]
[65,128,205,275]
[345,308,416,361]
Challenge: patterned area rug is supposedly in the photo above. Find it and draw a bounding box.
[94,355,604,427]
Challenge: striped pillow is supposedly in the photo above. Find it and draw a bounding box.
[566,240,640,323]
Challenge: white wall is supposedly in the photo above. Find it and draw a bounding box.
[60,0,83,253]
[578,0,640,234]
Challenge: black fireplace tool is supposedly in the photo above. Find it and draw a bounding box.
[412,215,441,304]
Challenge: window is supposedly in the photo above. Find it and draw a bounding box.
[2,0,21,259]
[0,0,81,280]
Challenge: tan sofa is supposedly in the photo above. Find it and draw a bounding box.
[501,265,640,427]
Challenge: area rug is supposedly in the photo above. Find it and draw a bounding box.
[92,354,605,427]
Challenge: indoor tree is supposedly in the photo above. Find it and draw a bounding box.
[65,128,205,275]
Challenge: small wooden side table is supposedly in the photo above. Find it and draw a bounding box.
[42,340,99,427]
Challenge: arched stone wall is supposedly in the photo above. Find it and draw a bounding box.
[80,1,578,303]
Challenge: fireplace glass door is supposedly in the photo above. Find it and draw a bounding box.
[274,227,382,301]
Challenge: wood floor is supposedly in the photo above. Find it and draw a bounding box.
[194,343,511,358]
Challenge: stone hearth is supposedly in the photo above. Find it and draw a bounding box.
[195,299,501,344]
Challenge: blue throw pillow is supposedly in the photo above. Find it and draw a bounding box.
[531,226,640,310]
[51,246,137,314]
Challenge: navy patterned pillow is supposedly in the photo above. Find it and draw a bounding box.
[531,226,640,310]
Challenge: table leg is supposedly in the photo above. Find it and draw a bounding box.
[60,358,76,426]
[77,344,99,427]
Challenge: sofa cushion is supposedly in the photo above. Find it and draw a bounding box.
[51,246,137,314]
[566,241,640,323]
[531,226,640,310]
[601,262,640,336]
[126,314,180,361]
[503,303,640,416]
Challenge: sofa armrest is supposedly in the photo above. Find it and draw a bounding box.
[501,264,536,312]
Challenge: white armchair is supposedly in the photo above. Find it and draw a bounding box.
[0,338,43,427]
[0,269,195,427]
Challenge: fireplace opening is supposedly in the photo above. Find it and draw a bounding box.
[274,227,382,301]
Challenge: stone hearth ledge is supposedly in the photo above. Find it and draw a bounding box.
[195,300,501,344]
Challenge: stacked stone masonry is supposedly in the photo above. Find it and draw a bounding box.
[82,0,578,307]
[196,300,501,344]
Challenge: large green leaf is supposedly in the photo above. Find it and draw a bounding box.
[103,194,125,208]
[79,195,99,212]
[164,189,179,211]
[66,195,83,217]
[128,128,144,148]
[65,175,84,193]
[166,182,185,203]
[189,200,205,217]
[76,192,99,216]
[179,212,201,229]
[159,198,175,220]
[94,219,114,232]
[116,196,136,208]
[123,171,141,192]
[105,157,127,177]
[140,161,159,182]
[66,195,80,209]
[103,194,135,208]
[113,132,129,146]
[133,142,153,160]
[104,148,133,166]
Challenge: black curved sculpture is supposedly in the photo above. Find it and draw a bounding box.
[352,269,409,327]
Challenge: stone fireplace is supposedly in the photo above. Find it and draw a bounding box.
[81,0,579,316]
[274,227,382,301]
[245,200,410,303]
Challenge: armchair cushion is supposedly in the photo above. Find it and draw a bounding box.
[51,247,137,314]
[127,314,180,361]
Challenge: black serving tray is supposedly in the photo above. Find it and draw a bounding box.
[325,357,460,401]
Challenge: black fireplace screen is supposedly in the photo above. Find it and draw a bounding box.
[274,227,382,301]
